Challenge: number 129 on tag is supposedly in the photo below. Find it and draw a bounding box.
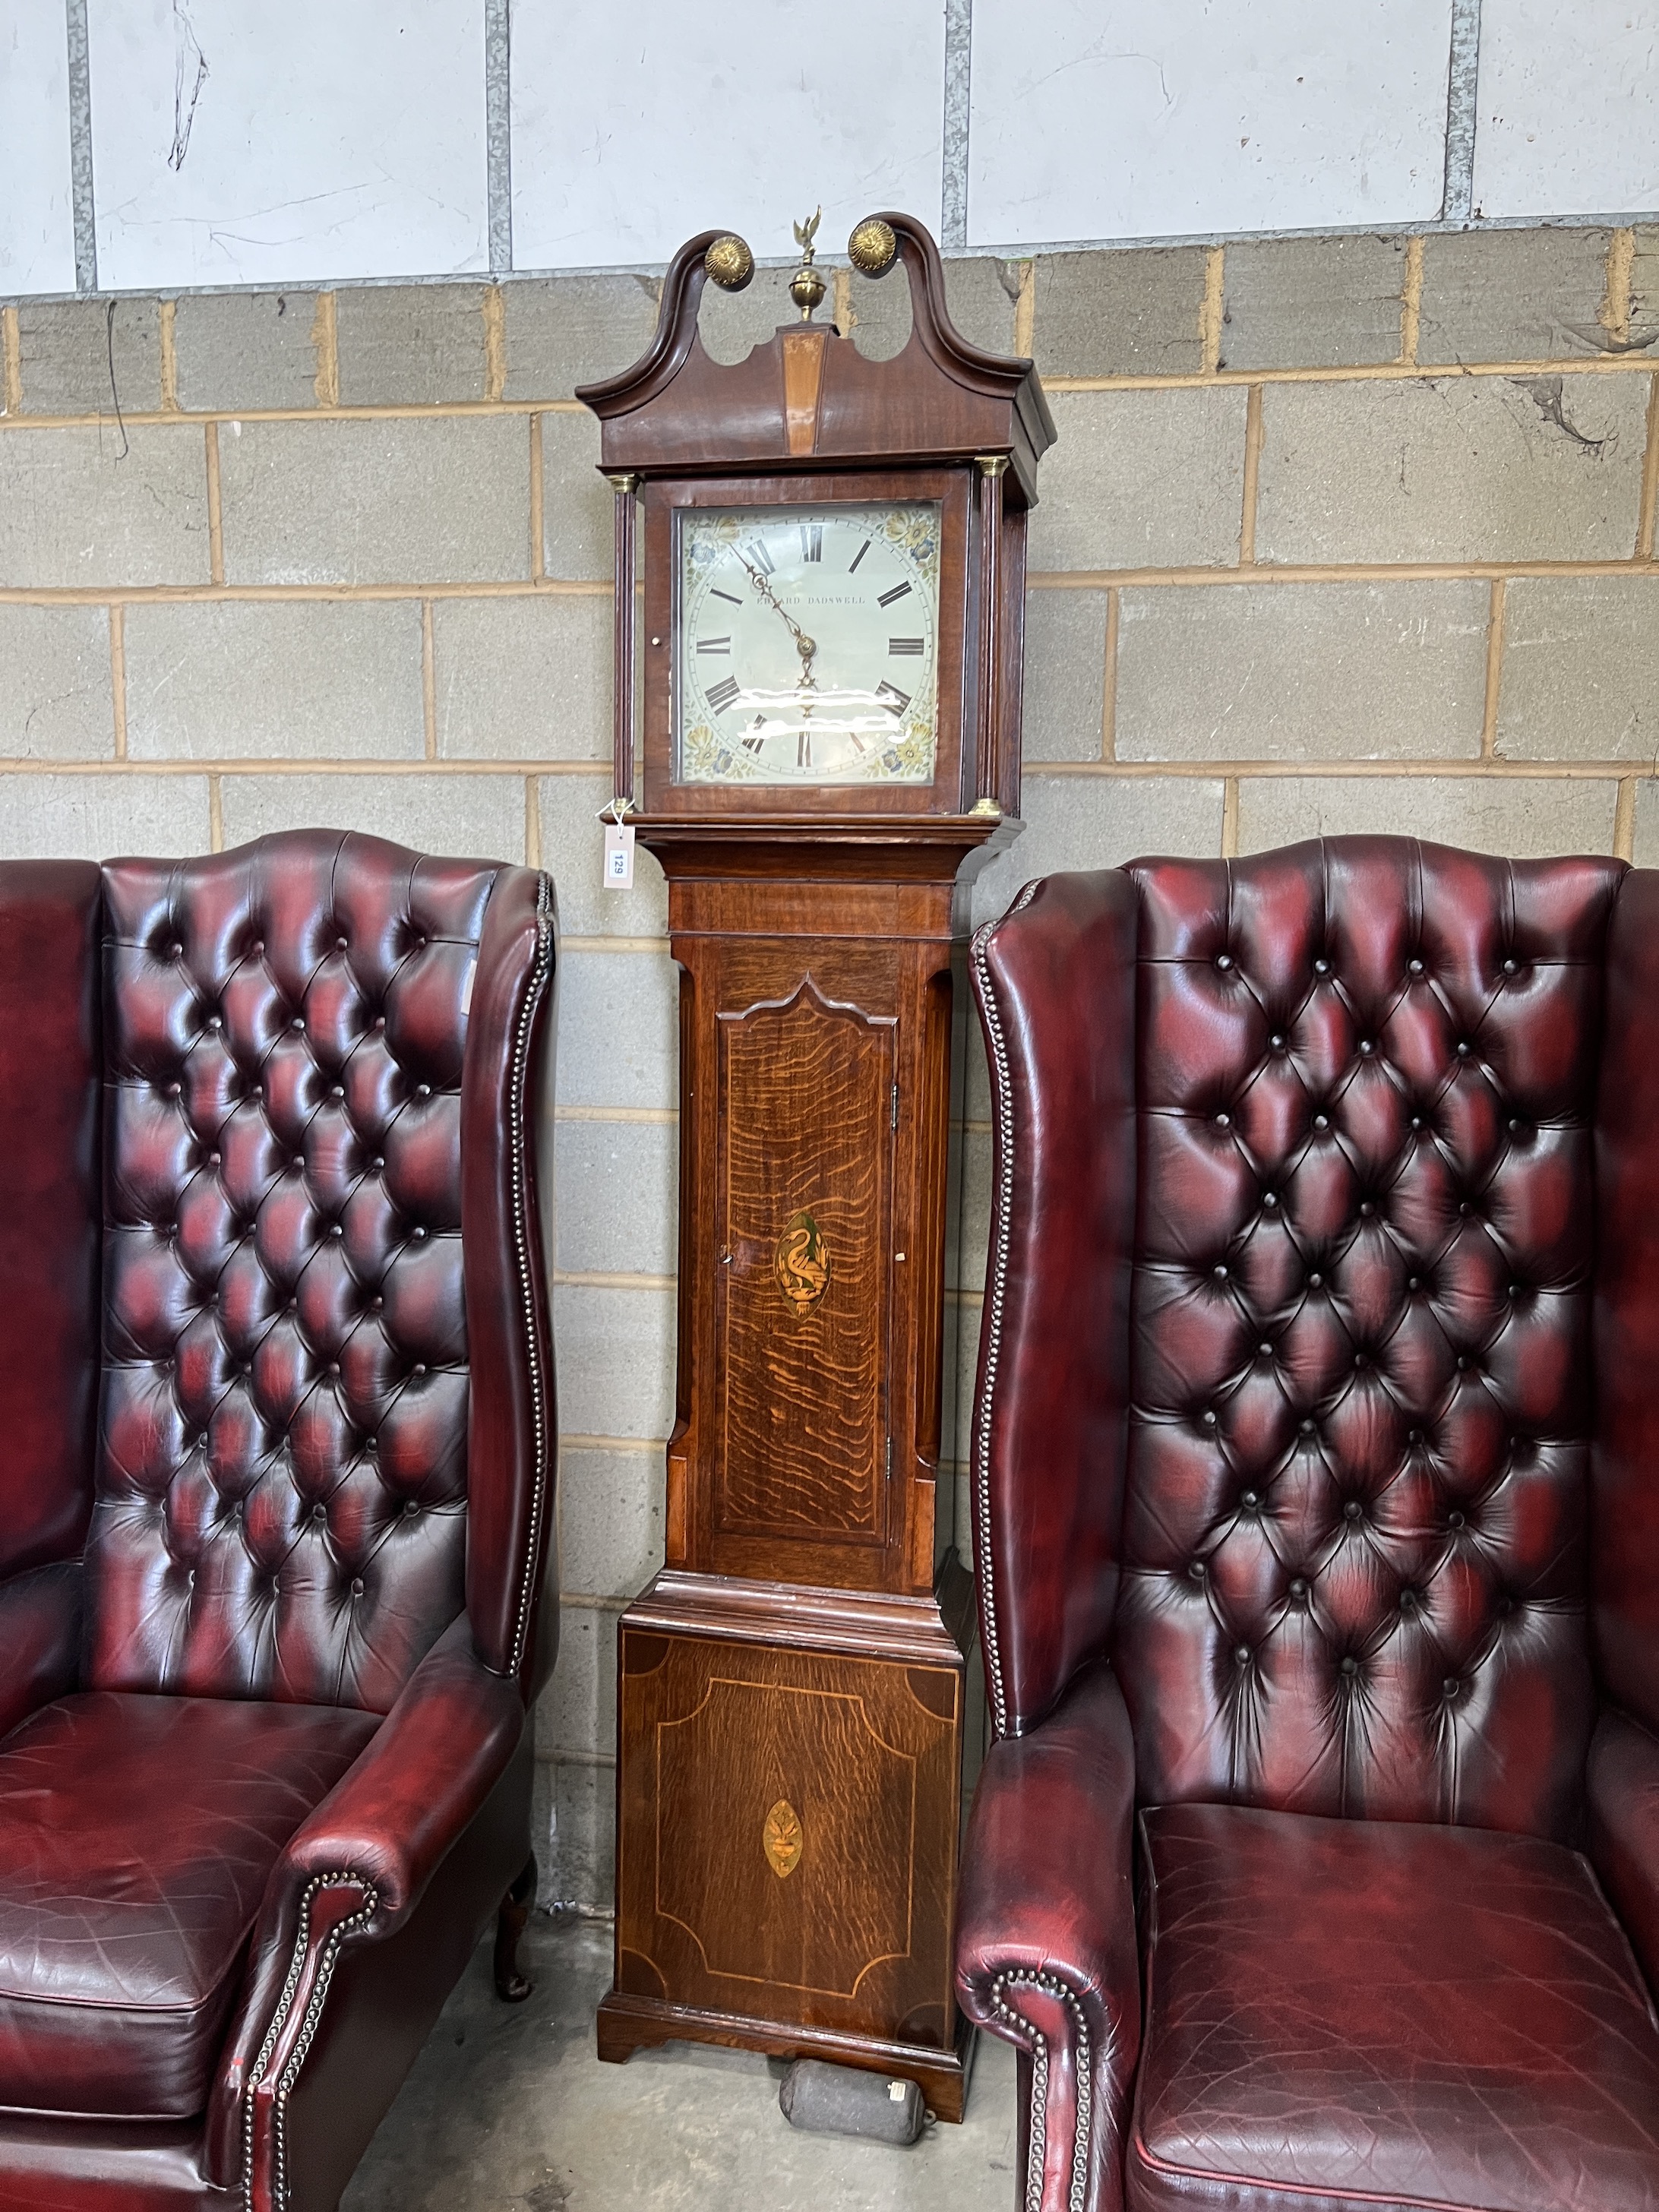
[602,819,635,891]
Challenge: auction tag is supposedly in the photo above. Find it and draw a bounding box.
[602,817,635,891]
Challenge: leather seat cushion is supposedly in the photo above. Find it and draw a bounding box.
[0,1692,378,2121]
[1130,1801,1659,2212]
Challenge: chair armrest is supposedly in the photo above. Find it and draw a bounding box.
[0,1560,81,1741]
[1588,1708,1659,1996]
[956,1662,1140,2212]
[207,1617,524,2205]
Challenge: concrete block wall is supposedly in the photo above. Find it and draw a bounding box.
[1,226,1655,1908]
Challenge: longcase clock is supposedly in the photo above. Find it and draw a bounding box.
[577,210,1054,2119]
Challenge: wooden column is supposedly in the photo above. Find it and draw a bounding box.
[606,470,639,806]
[972,455,1008,810]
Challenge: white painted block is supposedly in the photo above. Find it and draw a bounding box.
[87,0,488,292]
[0,2,77,297]
[968,0,1452,247]
[510,0,945,272]
[1472,0,1659,219]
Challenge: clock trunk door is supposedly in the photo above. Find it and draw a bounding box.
[712,980,896,1562]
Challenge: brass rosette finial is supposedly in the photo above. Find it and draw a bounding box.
[788,206,826,321]
[847,216,898,278]
[703,234,754,292]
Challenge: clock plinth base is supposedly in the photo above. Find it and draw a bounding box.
[596,1989,976,2125]
[599,1566,981,2121]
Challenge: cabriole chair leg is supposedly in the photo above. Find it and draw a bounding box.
[493,1854,537,2002]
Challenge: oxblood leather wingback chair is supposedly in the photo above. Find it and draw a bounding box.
[0,830,557,2212]
[955,839,1659,2212]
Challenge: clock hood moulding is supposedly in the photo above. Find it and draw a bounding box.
[575,213,1056,507]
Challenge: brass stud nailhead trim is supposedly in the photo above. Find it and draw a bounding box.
[968,877,1043,1741]
[985,1968,1097,2212]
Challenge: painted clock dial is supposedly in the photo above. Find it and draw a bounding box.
[673,502,941,785]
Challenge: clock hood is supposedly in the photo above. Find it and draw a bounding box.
[575,213,1056,507]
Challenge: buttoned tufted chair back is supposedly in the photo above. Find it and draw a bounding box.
[1109,839,1626,1840]
[82,831,557,1714]
[972,836,1650,1844]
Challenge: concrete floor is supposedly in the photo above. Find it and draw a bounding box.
[344,1914,1019,2211]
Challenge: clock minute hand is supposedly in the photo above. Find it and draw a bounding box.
[737,555,817,663]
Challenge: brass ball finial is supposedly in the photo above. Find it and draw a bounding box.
[703,235,754,292]
[788,263,827,319]
[847,217,898,278]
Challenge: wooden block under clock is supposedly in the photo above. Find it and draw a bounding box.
[596,1563,981,2122]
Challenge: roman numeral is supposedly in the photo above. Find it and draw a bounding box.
[796,732,813,769]
[877,681,912,716]
[877,581,912,608]
[848,539,871,573]
[798,523,823,562]
[697,636,731,655]
[744,541,775,575]
[741,732,764,753]
[889,637,924,656]
[710,587,743,605]
[706,676,741,714]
